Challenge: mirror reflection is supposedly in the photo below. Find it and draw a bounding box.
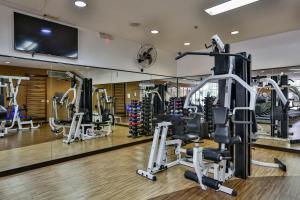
[0,56,176,171]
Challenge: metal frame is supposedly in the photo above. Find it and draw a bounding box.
[0,75,40,137]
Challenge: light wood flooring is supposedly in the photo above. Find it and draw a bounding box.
[0,141,299,200]
[0,125,151,172]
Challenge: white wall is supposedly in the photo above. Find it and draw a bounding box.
[177,29,300,77]
[0,4,177,76]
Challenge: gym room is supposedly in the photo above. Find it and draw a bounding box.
[0,0,299,199]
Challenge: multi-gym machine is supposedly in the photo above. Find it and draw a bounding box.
[49,72,112,144]
[253,74,300,144]
[0,75,40,137]
[137,35,286,196]
[92,87,114,134]
[49,72,85,143]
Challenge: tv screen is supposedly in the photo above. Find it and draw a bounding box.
[14,12,78,59]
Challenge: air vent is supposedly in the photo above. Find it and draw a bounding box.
[47,70,68,79]
[99,32,114,40]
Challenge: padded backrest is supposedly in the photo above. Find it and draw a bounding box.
[0,105,7,120]
[186,113,203,137]
[213,107,228,125]
[213,107,230,144]
[54,92,64,102]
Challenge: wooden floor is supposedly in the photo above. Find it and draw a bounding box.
[0,141,299,200]
[0,125,151,172]
[0,124,61,151]
[151,176,300,200]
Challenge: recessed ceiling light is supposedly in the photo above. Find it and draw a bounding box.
[205,0,260,16]
[150,30,159,34]
[184,42,191,46]
[4,61,10,64]
[231,30,239,35]
[74,0,87,8]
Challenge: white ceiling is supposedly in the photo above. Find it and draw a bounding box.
[1,0,300,53]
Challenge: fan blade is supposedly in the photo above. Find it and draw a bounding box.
[147,48,153,54]
[143,52,148,58]
[148,56,153,65]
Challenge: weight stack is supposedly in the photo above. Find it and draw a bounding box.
[141,96,152,136]
[128,100,142,138]
[204,96,216,136]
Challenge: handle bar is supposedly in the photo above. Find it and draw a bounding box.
[175,52,251,62]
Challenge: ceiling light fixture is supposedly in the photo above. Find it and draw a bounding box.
[231,30,239,35]
[4,61,10,64]
[150,30,159,34]
[289,68,300,71]
[205,0,260,16]
[74,0,87,8]
[184,42,191,46]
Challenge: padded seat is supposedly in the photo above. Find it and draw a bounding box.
[204,148,231,158]
[186,148,230,162]
[94,121,110,125]
[173,134,199,143]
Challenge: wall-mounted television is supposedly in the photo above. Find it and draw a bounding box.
[14,12,78,59]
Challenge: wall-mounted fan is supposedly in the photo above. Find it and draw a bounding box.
[137,44,157,72]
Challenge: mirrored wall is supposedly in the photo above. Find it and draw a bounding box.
[1,55,300,173]
[0,56,178,172]
[252,67,300,149]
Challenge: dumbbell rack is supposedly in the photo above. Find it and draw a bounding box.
[167,97,186,116]
[128,100,142,138]
[141,96,152,135]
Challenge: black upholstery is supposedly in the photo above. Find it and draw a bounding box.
[0,105,7,120]
[213,107,241,145]
[186,147,231,162]
[173,134,199,143]
[0,95,6,120]
[172,113,203,143]
[185,113,203,136]
[214,126,231,144]
[213,107,229,125]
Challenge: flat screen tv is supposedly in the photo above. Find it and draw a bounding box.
[14,12,78,59]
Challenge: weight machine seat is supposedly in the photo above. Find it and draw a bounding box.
[212,107,242,145]
[213,107,229,125]
[94,121,110,126]
[172,134,199,143]
[172,113,203,143]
